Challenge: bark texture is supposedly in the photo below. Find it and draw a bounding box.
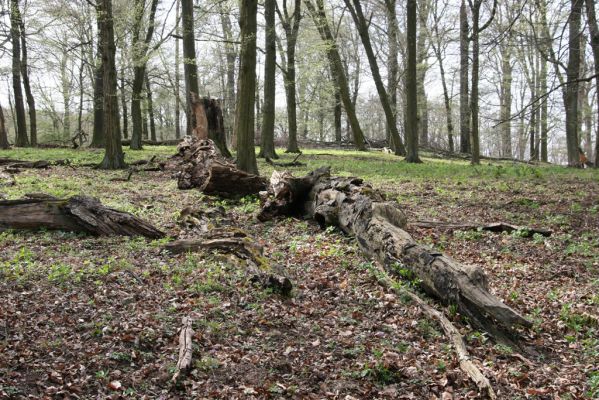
[0,105,9,149]
[10,0,28,147]
[259,0,278,160]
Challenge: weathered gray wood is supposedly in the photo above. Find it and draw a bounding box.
[259,168,532,339]
[0,196,164,238]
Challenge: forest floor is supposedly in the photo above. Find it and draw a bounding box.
[0,147,598,399]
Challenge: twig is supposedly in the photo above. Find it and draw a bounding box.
[370,263,497,399]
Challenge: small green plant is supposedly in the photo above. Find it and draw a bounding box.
[195,356,220,371]
[493,343,513,355]
[588,371,599,398]
[454,229,484,241]
[47,262,73,283]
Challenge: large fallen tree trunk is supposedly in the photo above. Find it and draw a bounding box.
[410,220,552,238]
[162,136,267,197]
[0,195,164,238]
[258,167,532,341]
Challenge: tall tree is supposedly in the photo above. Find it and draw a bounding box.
[18,9,36,146]
[130,0,159,150]
[276,0,302,153]
[175,0,181,139]
[90,6,105,148]
[219,3,237,145]
[416,0,430,147]
[235,0,259,174]
[344,0,406,155]
[469,0,498,165]
[259,0,278,159]
[145,72,157,142]
[304,0,366,151]
[9,0,28,147]
[181,0,199,138]
[97,0,126,169]
[585,0,599,166]
[385,0,400,150]
[405,0,421,162]
[0,104,9,149]
[459,0,470,153]
[565,0,582,167]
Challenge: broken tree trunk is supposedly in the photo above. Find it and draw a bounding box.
[409,221,552,238]
[258,167,531,340]
[190,93,231,158]
[172,316,194,383]
[164,228,292,295]
[0,195,164,238]
[162,136,267,197]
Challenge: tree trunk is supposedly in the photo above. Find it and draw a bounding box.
[175,0,181,140]
[500,46,512,157]
[0,196,163,238]
[146,73,157,142]
[540,56,548,162]
[459,0,470,154]
[305,0,366,151]
[565,0,582,167]
[416,1,429,148]
[90,12,105,148]
[258,168,532,342]
[220,6,236,147]
[120,61,128,139]
[0,104,9,149]
[10,0,28,147]
[345,0,406,156]
[235,0,259,174]
[405,0,421,162]
[385,0,399,150]
[585,0,599,166]
[259,0,278,160]
[130,0,159,150]
[470,3,481,164]
[19,15,36,147]
[97,0,126,169]
[182,0,200,138]
[60,49,71,141]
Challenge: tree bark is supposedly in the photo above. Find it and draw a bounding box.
[305,0,366,151]
[585,0,599,166]
[235,0,259,174]
[459,0,470,154]
[259,0,278,160]
[345,0,406,156]
[90,9,105,148]
[0,104,9,149]
[174,0,181,140]
[0,196,164,238]
[385,0,400,151]
[219,5,237,147]
[416,1,429,148]
[19,14,36,147]
[182,0,200,138]
[10,0,28,147]
[405,0,421,162]
[565,0,583,167]
[146,72,157,142]
[469,2,481,164]
[120,59,128,139]
[97,0,126,169]
[500,46,512,157]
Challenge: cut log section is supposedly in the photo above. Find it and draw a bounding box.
[0,195,164,238]
[164,229,292,295]
[410,220,552,237]
[258,167,532,341]
[162,137,267,197]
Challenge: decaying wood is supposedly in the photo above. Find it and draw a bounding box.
[0,195,164,238]
[190,94,231,157]
[172,316,194,383]
[372,263,497,399]
[164,229,292,295]
[258,167,532,342]
[410,220,552,237]
[162,137,267,197]
[0,158,71,169]
[0,170,15,186]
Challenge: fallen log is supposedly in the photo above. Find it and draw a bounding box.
[0,195,164,238]
[265,152,306,167]
[0,158,71,169]
[162,137,267,197]
[164,229,292,295]
[371,263,496,399]
[258,167,532,341]
[172,316,194,383]
[410,221,552,238]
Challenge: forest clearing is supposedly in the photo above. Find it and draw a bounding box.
[1,147,597,399]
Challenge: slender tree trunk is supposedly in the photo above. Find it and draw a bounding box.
[540,56,548,162]
[459,0,469,154]
[146,72,157,142]
[259,0,278,159]
[182,0,199,137]
[284,36,299,153]
[345,0,406,155]
[470,3,481,164]
[305,0,366,151]
[220,7,236,147]
[333,88,341,143]
[583,85,592,157]
[385,0,399,150]
[120,62,128,139]
[19,15,36,146]
[585,0,599,166]
[565,0,582,167]
[500,46,512,157]
[416,1,429,148]
[10,0,28,147]
[97,0,126,169]
[60,49,71,140]
[77,46,85,146]
[90,11,105,148]
[0,104,9,149]
[175,0,181,139]
[235,0,259,174]
[405,0,421,162]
